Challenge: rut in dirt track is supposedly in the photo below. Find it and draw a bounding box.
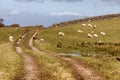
[15,31,41,80]
[30,29,106,80]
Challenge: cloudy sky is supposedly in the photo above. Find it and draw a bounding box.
[0,0,120,26]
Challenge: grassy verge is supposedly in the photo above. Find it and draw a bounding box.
[76,56,120,80]
[21,28,76,80]
[33,17,120,80]
[0,27,28,80]
[0,43,24,80]
[34,17,120,56]
[29,50,76,80]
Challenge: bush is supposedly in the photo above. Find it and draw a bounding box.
[10,24,20,27]
[0,23,5,27]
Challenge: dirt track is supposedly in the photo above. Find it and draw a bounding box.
[29,30,106,80]
[15,31,41,80]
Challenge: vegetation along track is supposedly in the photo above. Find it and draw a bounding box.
[30,29,106,80]
[15,30,41,80]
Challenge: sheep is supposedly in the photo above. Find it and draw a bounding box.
[93,34,98,37]
[116,57,120,61]
[93,25,97,28]
[82,23,87,26]
[98,40,102,43]
[87,33,93,38]
[88,20,91,23]
[9,36,14,43]
[77,30,84,33]
[33,36,37,40]
[58,32,65,37]
[100,32,106,35]
[88,24,93,27]
[40,38,44,42]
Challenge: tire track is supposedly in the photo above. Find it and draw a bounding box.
[29,30,106,80]
[15,31,41,80]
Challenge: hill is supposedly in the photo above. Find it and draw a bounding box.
[50,13,120,27]
[33,14,120,80]
[35,14,120,56]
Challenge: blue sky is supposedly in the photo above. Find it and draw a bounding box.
[0,0,120,26]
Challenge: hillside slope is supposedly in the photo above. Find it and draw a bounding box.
[35,16,120,56]
[34,15,120,80]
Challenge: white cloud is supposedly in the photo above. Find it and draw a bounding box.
[51,12,83,16]
[10,9,21,16]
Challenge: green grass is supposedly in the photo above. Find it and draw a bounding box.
[77,56,120,80]
[0,43,24,80]
[33,17,120,80]
[21,28,76,80]
[34,17,120,55]
[0,27,27,43]
[0,27,27,80]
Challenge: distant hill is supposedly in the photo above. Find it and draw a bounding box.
[35,14,120,56]
[50,13,120,27]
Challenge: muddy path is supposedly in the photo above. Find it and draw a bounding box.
[30,30,106,80]
[15,31,41,80]
[60,56,105,80]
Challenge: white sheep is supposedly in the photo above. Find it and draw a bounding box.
[93,25,97,28]
[9,36,14,43]
[82,23,87,26]
[58,32,65,37]
[77,30,84,33]
[87,33,93,38]
[100,32,106,35]
[93,34,98,37]
[98,40,102,43]
[88,24,93,27]
[40,38,44,42]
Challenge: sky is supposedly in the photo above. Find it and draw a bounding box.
[0,0,120,27]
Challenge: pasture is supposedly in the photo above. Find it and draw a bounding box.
[0,27,27,79]
[34,17,120,80]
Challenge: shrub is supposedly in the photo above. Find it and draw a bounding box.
[0,23,5,27]
[10,24,20,27]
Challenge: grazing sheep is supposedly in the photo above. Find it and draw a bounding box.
[77,30,84,33]
[98,40,102,43]
[93,34,98,37]
[9,36,14,42]
[82,23,87,26]
[88,24,93,27]
[19,36,23,39]
[40,38,44,42]
[100,32,106,35]
[58,32,65,37]
[93,25,97,28]
[33,36,37,40]
[88,20,91,23]
[116,57,120,61]
[87,33,93,38]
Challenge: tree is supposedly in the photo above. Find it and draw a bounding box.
[0,23,5,27]
[10,24,20,27]
[0,18,4,27]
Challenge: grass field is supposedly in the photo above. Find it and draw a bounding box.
[34,17,120,56]
[0,27,27,80]
[21,28,76,80]
[34,17,120,80]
